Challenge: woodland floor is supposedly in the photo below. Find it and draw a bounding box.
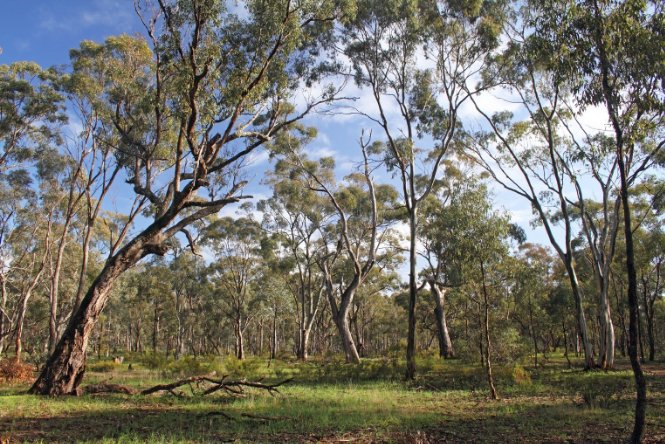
[0,354,664,443]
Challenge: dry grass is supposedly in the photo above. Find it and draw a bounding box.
[0,359,36,383]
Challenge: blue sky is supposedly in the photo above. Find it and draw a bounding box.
[1,1,385,213]
[1,0,592,260]
[1,1,141,67]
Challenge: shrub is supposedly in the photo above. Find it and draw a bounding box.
[492,327,530,365]
[511,365,532,386]
[165,355,212,377]
[569,373,630,409]
[140,353,169,370]
[0,358,37,382]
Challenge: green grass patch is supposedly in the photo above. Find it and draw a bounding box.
[1,355,663,443]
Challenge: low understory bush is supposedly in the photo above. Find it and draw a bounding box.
[0,358,36,382]
[87,360,122,373]
[566,371,631,408]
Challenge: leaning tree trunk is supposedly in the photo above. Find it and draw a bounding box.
[430,281,454,359]
[323,273,361,364]
[335,308,361,364]
[30,231,164,395]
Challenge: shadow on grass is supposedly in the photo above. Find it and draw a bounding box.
[0,395,647,443]
[1,357,664,443]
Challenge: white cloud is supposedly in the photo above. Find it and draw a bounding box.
[459,88,522,123]
[575,104,611,136]
[506,208,532,225]
[246,150,270,167]
[309,146,337,159]
[338,160,356,173]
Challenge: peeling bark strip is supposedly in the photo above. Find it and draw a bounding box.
[78,376,293,397]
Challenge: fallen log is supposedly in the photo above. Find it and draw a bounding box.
[78,376,294,398]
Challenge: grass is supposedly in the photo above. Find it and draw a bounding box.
[1,354,664,443]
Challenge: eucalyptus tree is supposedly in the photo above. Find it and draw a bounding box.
[466,101,628,369]
[451,184,511,400]
[9,209,54,361]
[10,148,81,361]
[514,1,664,439]
[167,250,208,358]
[0,62,65,173]
[419,163,477,359]
[257,271,293,359]
[38,145,88,354]
[0,171,39,356]
[466,44,591,370]
[283,137,401,363]
[340,0,507,378]
[260,160,331,360]
[0,62,65,356]
[512,243,557,368]
[634,197,665,361]
[463,6,632,369]
[31,0,351,395]
[204,216,265,360]
[61,70,123,314]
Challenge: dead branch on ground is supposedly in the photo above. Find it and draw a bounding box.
[78,375,294,398]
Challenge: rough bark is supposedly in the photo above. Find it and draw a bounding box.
[30,229,166,395]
